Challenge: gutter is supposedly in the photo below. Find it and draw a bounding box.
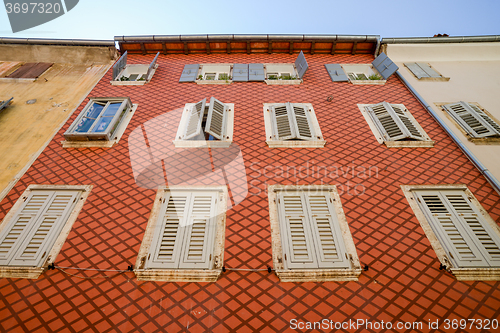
[396,71,500,195]
[0,37,115,47]
[382,35,500,44]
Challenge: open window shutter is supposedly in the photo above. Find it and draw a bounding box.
[179,192,217,269]
[305,194,350,268]
[291,104,315,140]
[205,97,228,140]
[294,51,308,79]
[325,64,348,82]
[9,191,80,267]
[366,102,408,141]
[248,64,265,81]
[391,105,425,141]
[415,191,488,268]
[112,51,127,80]
[148,192,188,269]
[0,97,13,112]
[270,103,296,140]
[232,64,249,82]
[443,102,499,138]
[372,52,398,80]
[469,104,500,135]
[278,192,317,269]
[182,99,206,140]
[442,192,500,267]
[179,64,199,82]
[145,52,160,81]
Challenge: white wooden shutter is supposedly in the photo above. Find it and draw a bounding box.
[305,194,350,268]
[291,104,315,140]
[0,190,80,267]
[367,102,423,141]
[278,192,317,269]
[443,102,500,138]
[147,192,188,269]
[205,97,228,140]
[391,105,424,140]
[415,191,489,268]
[270,103,296,140]
[182,99,206,140]
[179,192,217,269]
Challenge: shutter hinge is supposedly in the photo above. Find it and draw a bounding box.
[23,196,27,201]
[127,265,134,271]
[48,263,55,270]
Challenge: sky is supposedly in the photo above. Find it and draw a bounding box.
[0,0,499,40]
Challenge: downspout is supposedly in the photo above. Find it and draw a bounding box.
[396,71,500,195]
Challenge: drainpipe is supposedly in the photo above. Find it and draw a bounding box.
[396,71,500,195]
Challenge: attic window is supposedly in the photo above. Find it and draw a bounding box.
[358,102,434,148]
[111,51,159,85]
[173,97,234,148]
[263,102,325,148]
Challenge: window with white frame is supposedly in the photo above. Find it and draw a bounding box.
[111,51,159,85]
[263,102,325,148]
[0,185,91,279]
[268,185,361,282]
[134,186,227,282]
[442,102,500,141]
[404,62,449,81]
[198,64,232,82]
[173,97,234,148]
[402,184,500,281]
[358,102,434,148]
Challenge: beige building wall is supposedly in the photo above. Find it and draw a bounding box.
[0,43,117,198]
[385,42,500,181]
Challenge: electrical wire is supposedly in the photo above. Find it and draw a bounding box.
[55,266,131,280]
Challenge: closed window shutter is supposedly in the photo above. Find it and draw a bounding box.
[443,102,500,138]
[325,64,348,82]
[182,99,206,140]
[305,194,350,268]
[179,64,199,82]
[0,190,80,267]
[270,103,296,140]
[294,51,308,79]
[179,192,217,269]
[7,63,53,79]
[148,193,188,269]
[205,97,228,140]
[291,104,315,140]
[405,63,441,79]
[415,191,489,268]
[366,102,408,141]
[278,193,317,269]
[416,63,441,78]
[232,64,249,82]
[113,51,127,80]
[145,52,160,80]
[248,64,265,81]
[372,52,398,80]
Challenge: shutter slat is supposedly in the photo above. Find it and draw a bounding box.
[182,99,206,140]
[248,64,265,81]
[179,64,199,82]
[295,51,308,79]
[205,97,228,140]
[112,51,127,80]
[325,64,348,82]
[372,52,398,80]
[232,64,249,82]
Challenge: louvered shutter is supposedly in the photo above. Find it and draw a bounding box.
[179,192,217,269]
[145,52,160,81]
[305,194,350,268]
[391,105,424,140]
[366,102,408,141]
[325,64,348,82]
[278,192,317,269]
[248,64,265,81]
[0,97,13,112]
[270,103,296,140]
[291,104,315,140]
[205,97,228,140]
[295,51,308,79]
[112,51,127,80]
[182,99,206,140]
[147,192,188,269]
[415,191,491,268]
[443,102,500,138]
[179,64,199,82]
[372,52,398,80]
[232,64,249,82]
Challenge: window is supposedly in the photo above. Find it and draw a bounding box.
[2,62,53,80]
[325,52,398,85]
[173,97,234,148]
[263,102,325,148]
[268,185,361,282]
[442,101,500,143]
[134,186,227,282]
[404,62,449,81]
[196,64,232,84]
[402,184,500,281]
[0,185,91,279]
[358,102,434,148]
[111,51,159,85]
[62,97,137,148]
